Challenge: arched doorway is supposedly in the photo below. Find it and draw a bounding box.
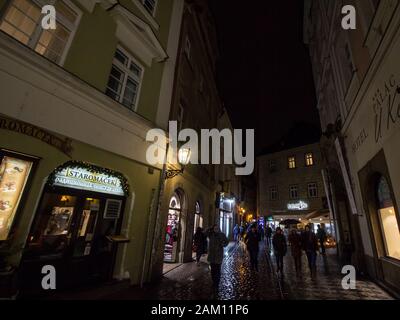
[163,191,184,263]
[374,176,400,260]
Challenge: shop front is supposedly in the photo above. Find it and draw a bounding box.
[218,193,235,239]
[163,191,183,263]
[19,161,129,293]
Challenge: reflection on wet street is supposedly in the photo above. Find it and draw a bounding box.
[106,241,392,300]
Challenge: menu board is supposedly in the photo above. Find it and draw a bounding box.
[0,156,33,240]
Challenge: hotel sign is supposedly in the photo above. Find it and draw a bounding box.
[53,166,125,196]
[287,201,309,211]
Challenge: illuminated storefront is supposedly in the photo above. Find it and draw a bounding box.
[20,161,129,292]
[217,193,235,239]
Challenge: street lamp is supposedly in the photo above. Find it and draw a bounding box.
[165,147,191,179]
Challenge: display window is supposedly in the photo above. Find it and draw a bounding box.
[376,176,400,260]
[164,193,181,262]
[0,149,38,241]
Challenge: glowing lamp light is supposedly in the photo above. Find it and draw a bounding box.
[165,147,191,179]
[178,147,191,166]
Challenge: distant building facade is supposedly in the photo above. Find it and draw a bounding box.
[257,142,332,234]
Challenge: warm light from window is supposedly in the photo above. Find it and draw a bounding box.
[288,156,296,169]
[306,153,314,166]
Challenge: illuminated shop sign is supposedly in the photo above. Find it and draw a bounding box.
[53,166,125,196]
[287,201,309,211]
[0,156,34,240]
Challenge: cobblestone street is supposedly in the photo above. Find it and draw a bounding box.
[105,242,393,300]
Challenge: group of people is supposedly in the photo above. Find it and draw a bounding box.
[192,222,328,289]
[236,222,327,278]
[274,225,325,277]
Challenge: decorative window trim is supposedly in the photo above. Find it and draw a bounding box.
[131,0,159,30]
[109,4,166,67]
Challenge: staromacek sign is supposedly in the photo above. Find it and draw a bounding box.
[53,167,125,196]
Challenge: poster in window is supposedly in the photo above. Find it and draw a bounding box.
[44,207,74,236]
[0,156,33,241]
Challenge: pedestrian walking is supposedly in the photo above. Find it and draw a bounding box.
[233,224,240,242]
[265,224,273,248]
[245,224,261,271]
[193,227,207,265]
[206,225,229,288]
[257,224,265,241]
[316,224,327,255]
[272,227,287,276]
[302,225,319,276]
[288,229,302,274]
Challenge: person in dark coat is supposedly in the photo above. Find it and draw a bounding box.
[257,224,265,241]
[245,224,261,271]
[206,225,229,288]
[288,229,302,274]
[302,225,319,276]
[316,224,327,254]
[272,227,287,276]
[265,224,273,248]
[193,227,207,265]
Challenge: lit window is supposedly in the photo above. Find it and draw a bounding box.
[288,156,296,169]
[270,186,278,201]
[305,153,314,166]
[106,47,143,111]
[376,176,400,260]
[142,0,157,16]
[308,183,318,198]
[0,0,80,64]
[289,185,298,199]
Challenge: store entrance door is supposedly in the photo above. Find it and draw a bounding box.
[20,192,124,293]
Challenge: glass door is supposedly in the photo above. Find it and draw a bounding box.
[72,198,100,257]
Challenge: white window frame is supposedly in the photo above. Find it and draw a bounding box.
[142,0,158,17]
[107,45,144,112]
[0,0,82,66]
[308,183,318,198]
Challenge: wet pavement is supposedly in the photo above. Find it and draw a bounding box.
[105,241,393,300]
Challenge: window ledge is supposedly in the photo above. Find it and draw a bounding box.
[109,4,167,67]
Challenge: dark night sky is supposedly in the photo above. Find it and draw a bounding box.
[210,0,320,153]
